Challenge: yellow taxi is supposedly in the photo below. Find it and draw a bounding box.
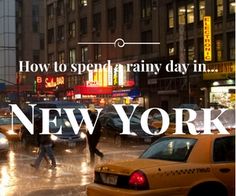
[87,133,235,196]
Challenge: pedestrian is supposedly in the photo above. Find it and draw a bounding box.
[86,106,104,165]
[30,118,56,170]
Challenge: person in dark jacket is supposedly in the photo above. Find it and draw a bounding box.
[87,110,104,165]
[31,118,56,169]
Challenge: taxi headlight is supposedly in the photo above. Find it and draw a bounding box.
[80,132,86,139]
[0,137,8,144]
[51,134,58,141]
[7,130,17,135]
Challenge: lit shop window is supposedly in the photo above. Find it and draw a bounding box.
[229,0,236,14]
[216,0,223,17]
[58,51,65,64]
[141,0,152,19]
[69,22,76,38]
[69,0,75,11]
[69,49,76,64]
[80,0,88,7]
[168,8,174,28]
[215,37,223,61]
[81,46,88,62]
[199,0,205,21]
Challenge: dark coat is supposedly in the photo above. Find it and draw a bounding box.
[87,112,101,146]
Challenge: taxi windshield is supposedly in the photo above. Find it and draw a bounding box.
[140,137,196,162]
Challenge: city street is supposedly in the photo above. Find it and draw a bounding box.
[0,137,147,196]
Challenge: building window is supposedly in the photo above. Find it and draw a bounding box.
[58,51,65,64]
[178,6,186,25]
[187,41,194,61]
[57,25,64,41]
[57,0,64,16]
[48,53,54,65]
[187,4,194,24]
[69,0,75,11]
[108,8,116,28]
[198,39,204,62]
[69,49,76,64]
[33,50,40,63]
[123,2,133,24]
[228,0,236,14]
[80,0,88,7]
[80,17,87,35]
[141,31,152,54]
[32,3,39,33]
[178,3,194,25]
[81,46,88,62]
[94,45,101,61]
[47,4,54,19]
[48,29,54,44]
[68,22,76,38]
[168,44,175,56]
[168,8,174,28]
[93,13,101,31]
[141,0,152,19]
[199,0,205,21]
[215,36,223,61]
[216,0,223,17]
[228,36,235,60]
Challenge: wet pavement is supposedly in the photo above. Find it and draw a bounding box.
[0,138,148,196]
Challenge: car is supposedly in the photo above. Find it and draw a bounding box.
[0,115,22,141]
[87,133,235,196]
[0,133,9,159]
[100,112,159,146]
[20,101,87,152]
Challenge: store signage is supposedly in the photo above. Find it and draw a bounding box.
[86,81,99,87]
[203,61,235,80]
[45,76,64,88]
[203,16,212,61]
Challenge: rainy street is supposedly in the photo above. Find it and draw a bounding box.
[0,137,147,196]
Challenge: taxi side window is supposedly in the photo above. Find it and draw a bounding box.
[213,136,235,162]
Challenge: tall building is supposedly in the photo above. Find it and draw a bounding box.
[43,0,235,110]
[0,0,45,103]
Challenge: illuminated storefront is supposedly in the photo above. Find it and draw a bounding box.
[203,61,235,109]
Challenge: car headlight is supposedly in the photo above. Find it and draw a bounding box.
[0,137,8,144]
[64,120,71,127]
[50,134,58,141]
[7,130,17,135]
[80,132,86,139]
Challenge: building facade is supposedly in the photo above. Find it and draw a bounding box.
[43,0,235,109]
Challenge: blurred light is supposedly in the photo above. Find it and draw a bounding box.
[213,81,220,86]
[7,130,17,135]
[51,134,58,141]
[80,132,86,139]
[226,79,234,85]
[0,166,10,196]
[64,120,71,127]
[0,138,8,144]
[65,149,72,153]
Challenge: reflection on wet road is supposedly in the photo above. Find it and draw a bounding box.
[0,140,147,195]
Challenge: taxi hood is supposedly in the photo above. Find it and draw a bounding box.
[96,158,180,175]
